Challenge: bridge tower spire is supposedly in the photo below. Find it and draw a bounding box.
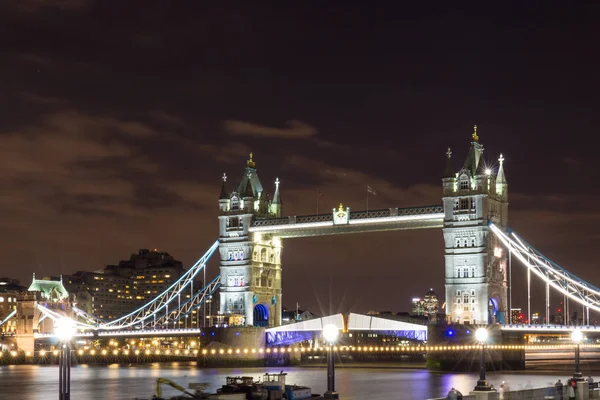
[217,153,283,328]
[442,127,509,325]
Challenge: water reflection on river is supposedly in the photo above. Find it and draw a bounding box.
[0,363,569,400]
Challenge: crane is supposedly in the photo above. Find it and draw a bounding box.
[154,378,197,398]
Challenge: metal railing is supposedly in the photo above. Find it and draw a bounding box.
[252,205,443,228]
[430,384,600,400]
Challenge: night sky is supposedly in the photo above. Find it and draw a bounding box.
[2,2,600,319]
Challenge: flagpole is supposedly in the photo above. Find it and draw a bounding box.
[366,185,369,214]
[317,189,321,215]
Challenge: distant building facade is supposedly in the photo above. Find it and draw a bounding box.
[28,275,70,302]
[0,278,31,334]
[411,289,440,322]
[510,308,523,324]
[63,249,190,322]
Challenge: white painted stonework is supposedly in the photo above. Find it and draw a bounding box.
[442,136,509,324]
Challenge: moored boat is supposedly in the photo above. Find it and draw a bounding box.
[134,372,322,400]
[261,372,322,400]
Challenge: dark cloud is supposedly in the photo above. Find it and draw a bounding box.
[5,0,92,15]
[18,91,67,106]
[224,120,318,139]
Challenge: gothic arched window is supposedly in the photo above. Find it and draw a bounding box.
[231,196,240,210]
[460,175,470,190]
[260,248,267,262]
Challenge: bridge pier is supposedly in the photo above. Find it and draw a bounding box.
[427,324,525,371]
[15,300,38,353]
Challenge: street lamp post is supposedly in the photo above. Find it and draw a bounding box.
[473,327,492,392]
[55,317,76,400]
[571,329,584,381]
[322,323,339,400]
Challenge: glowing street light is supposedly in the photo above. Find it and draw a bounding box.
[322,324,339,400]
[473,327,492,392]
[55,318,76,342]
[55,317,76,400]
[571,329,584,381]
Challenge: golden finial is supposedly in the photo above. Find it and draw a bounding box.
[338,203,344,212]
[472,125,479,142]
[247,152,256,168]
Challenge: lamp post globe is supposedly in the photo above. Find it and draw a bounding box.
[55,318,76,342]
[54,317,76,400]
[572,329,584,381]
[473,327,492,392]
[571,329,583,344]
[322,323,339,400]
[323,324,339,344]
[475,327,488,343]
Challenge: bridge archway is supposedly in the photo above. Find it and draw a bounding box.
[253,304,269,327]
[488,295,505,324]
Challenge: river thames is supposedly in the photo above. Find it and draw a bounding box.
[0,362,579,399]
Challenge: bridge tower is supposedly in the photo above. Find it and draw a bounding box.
[218,154,283,327]
[442,127,509,325]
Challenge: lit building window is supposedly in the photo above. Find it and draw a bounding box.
[460,177,469,190]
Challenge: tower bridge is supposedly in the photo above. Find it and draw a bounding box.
[217,127,508,327]
[6,127,600,355]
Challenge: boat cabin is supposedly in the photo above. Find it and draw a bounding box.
[225,376,255,386]
[262,373,287,390]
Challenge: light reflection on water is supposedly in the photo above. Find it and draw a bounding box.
[0,363,571,400]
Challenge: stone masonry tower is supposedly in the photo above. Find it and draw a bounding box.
[442,127,509,324]
[218,154,283,327]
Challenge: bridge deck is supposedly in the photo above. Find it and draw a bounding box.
[250,205,444,238]
[501,324,600,332]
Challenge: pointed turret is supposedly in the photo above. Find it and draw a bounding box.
[271,177,283,217]
[443,147,454,178]
[219,173,230,212]
[237,152,263,197]
[219,173,229,200]
[243,176,254,198]
[462,125,484,176]
[496,153,508,197]
[442,148,457,194]
[242,172,255,213]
